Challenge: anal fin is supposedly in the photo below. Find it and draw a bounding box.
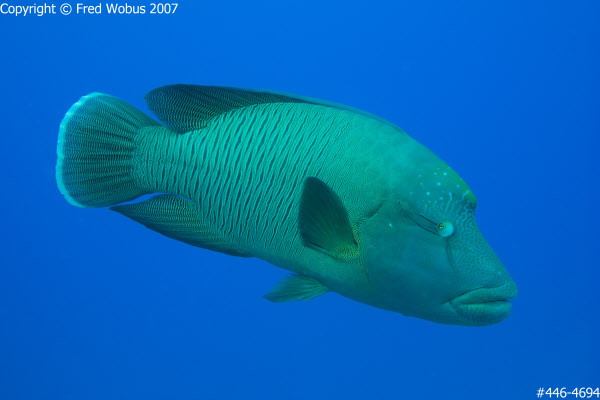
[263,274,329,303]
[110,194,251,258]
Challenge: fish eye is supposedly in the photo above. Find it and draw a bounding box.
[437,221,454,237]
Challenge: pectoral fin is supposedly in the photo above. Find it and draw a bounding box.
[263,274,329,303]
[298,177,359,259]
[110,194,251,258]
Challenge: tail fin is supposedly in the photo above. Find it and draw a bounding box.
[56,93,159,208]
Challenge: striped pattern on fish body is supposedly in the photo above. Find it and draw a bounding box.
[133,102,405,291]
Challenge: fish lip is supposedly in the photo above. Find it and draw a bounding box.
[450,282,518,306]
[449,281,518,325]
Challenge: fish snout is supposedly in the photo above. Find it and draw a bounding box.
[449,279,518,326]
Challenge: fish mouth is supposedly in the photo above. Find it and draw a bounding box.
[449,281,518,326]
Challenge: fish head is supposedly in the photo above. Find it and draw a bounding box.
[359,162,517,326]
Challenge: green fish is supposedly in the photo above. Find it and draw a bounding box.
[56,85,517,326]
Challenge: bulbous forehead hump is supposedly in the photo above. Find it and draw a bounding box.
[408,162,477,213]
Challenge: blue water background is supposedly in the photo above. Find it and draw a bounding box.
[0,1,598,399]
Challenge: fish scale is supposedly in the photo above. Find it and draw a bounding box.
[136,103,388,263]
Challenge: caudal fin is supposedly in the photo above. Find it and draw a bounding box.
[56,93,159,208]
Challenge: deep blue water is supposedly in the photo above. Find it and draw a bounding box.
[1,1,598,399]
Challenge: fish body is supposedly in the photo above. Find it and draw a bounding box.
[56,85,517,326]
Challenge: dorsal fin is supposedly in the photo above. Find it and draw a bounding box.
[144,84,394,133]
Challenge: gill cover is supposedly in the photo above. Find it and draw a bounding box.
[360,199,462,321]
